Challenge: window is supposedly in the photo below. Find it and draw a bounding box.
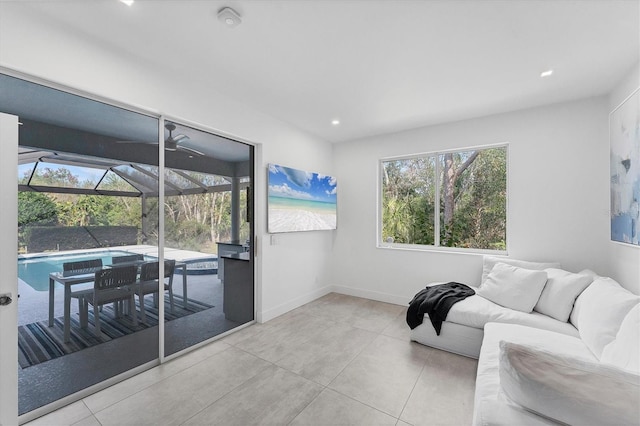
[380,145,507,251]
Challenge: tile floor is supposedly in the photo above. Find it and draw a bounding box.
[25,293,478,426]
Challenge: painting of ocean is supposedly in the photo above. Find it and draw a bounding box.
[268,164,337,233]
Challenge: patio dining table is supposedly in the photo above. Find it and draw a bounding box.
[48,260,188,343]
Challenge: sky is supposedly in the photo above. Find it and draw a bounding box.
[268,164,337,204]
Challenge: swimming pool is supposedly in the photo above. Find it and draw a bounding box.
[18,250,143,292]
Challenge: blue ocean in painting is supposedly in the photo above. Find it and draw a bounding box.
[268,195,336,213]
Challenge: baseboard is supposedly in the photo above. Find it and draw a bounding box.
[257,284,409,323]
[257,285,333,323]
[331,284,409,306]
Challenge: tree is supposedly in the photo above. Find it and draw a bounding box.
[382,158,436,244]
[18,191,58,252]
[441,151,479,246]
[18,192,58,227]
[452,148,507,249]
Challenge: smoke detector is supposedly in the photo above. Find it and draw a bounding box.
[218,7,241,28]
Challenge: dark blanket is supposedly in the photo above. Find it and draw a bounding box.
[406,282,475,335]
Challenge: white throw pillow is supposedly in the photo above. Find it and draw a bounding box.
[476,263,548,313]
[533,268,593,322]
[481,256,560,286]
[569,269,601,326]
[575,277,640,359]
[601,304,640,374]
[499,341,640,426]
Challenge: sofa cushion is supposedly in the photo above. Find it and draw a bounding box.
[575,277,639,358]
[601,304,640,374]
[533,268,593,322]
[481,256,560,286]
[474,323,597,426]
[477,263,548,313]
[446,292,579,337]
[499,341,640,426]
[568,269,600,326]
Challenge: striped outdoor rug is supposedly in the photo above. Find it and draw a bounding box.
[18,296,213,369]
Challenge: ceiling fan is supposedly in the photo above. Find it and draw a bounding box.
[116,123,205,156]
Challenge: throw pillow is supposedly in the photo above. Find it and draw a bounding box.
[476,263,548,313]
[481,256,560,286]
[499,341,640,426]
[533,268,593,322]
[601,304,640,374]
[575,277,640,358]
[569,269,601,326]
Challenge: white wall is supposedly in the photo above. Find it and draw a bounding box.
[0,6,334,322]
[608,62,640,294]
[330,97,615,302]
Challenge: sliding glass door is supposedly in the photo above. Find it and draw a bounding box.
[4,73,161,417]
[1,72,256,420]
[160,121,254,357]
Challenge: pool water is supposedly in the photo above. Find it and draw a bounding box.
[18,250,140,292]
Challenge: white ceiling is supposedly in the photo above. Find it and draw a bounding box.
[11,0,640,143]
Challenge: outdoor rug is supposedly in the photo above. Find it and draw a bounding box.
[18,296,213,369]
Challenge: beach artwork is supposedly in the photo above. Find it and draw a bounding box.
[610,87,640,246]
[268,164,337,233]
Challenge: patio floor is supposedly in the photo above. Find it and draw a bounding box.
[16,246,250,416]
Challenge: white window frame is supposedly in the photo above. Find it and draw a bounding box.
[377,142,509,255]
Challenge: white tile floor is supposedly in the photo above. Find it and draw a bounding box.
[25,293,478,426]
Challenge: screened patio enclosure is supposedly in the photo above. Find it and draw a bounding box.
[18,143,251,252]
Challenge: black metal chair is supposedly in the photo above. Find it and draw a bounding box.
[81,265,138,337]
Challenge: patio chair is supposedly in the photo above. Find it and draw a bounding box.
[112,254,144,264]
[81,265,138,337]
[63,259,103,326]
[137,259,176,323]
[111,254,144,313]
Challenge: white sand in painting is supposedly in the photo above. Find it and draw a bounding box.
[269,208,336,232]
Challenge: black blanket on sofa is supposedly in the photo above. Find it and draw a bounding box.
[406,282,475,335]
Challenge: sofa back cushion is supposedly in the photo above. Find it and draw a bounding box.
[601,304,640,374]
[481,256,560,287]
[499,341,640,426]
[574,277,640,359]
[476,263,548,313]
[533,268,593,322]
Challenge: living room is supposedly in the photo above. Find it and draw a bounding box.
[0,1,638,425]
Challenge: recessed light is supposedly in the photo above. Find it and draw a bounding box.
[540,69,553,78]
[120,0,134,6]
[331,119,340,126]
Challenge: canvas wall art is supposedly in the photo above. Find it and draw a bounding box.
[267,164,337,233]
[610,87,640,246]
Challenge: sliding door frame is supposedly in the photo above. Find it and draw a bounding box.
[1,66,259,422]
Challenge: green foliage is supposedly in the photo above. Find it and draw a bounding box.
[381,158,435,245]
[382,147,506,250]
[18,192,58,227]
[447,148,507,249]
[19,163,250,254]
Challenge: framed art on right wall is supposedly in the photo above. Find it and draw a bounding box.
[610,87,640,247]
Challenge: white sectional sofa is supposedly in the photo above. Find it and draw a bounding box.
[409,256,640,426]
